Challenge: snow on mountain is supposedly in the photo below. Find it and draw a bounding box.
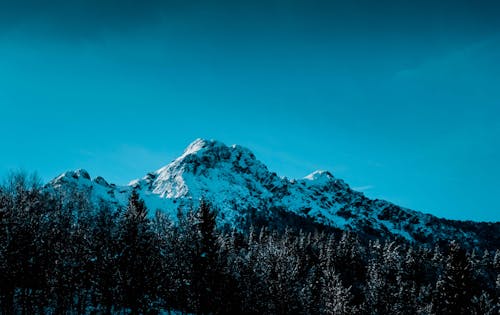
[47,138,500,248]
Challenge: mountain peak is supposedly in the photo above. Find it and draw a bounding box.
[142,139,267,199]
[304,170,334,181]
[171,138,259,169]
[52,169,91,184]
[181,138,224,157]
[45,139,500,250]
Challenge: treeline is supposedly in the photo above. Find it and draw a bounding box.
[0,173,499,314]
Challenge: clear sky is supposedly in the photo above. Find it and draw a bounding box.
[0,0,499,222]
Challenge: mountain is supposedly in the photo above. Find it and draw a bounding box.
[47,138,500,249]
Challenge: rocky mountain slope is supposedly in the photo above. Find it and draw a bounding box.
[47,139,500,249]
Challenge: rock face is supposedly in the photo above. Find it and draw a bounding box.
[47,138,500,249]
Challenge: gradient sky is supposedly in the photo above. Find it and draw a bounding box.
[1,0,499,221]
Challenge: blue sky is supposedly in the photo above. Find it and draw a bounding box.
[0,0,499,221]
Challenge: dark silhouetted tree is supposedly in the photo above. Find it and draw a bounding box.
[117,190,157,314]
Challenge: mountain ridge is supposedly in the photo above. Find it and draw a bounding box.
[47,138,500,250]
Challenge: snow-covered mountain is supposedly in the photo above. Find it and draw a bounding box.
[48,138,500,249]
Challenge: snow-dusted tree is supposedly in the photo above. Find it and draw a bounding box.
[116,189,158,314]
[0,172,49,313]
[364,258,386,314]
[496,273,500,309]
[191,200,225,314]
[471,291,498,315]
[89,201,120,314]
[300,264,322,314]
[432,241,476,315]
[321,267,355,315]
[44,190,83,313]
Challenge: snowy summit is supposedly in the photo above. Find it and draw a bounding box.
[48,138,498,248]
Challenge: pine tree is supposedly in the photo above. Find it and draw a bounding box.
[321,268,355,315]
[117,189,157,314]
[433,241,476,315]
[0,172,48,314]
[191,200,221,314]
[0,184,15,314]
[471,291,498,315]
[45,190,77,314]
[90,201,120,314]
[496,274,500,309]
[494,250,500,276]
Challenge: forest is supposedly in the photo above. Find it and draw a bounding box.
[0,172,499,314]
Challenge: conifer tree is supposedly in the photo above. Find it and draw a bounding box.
[191,200,220,314]
[117,189,157,314]
[433,241,476,315]
[90,201,120,314]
